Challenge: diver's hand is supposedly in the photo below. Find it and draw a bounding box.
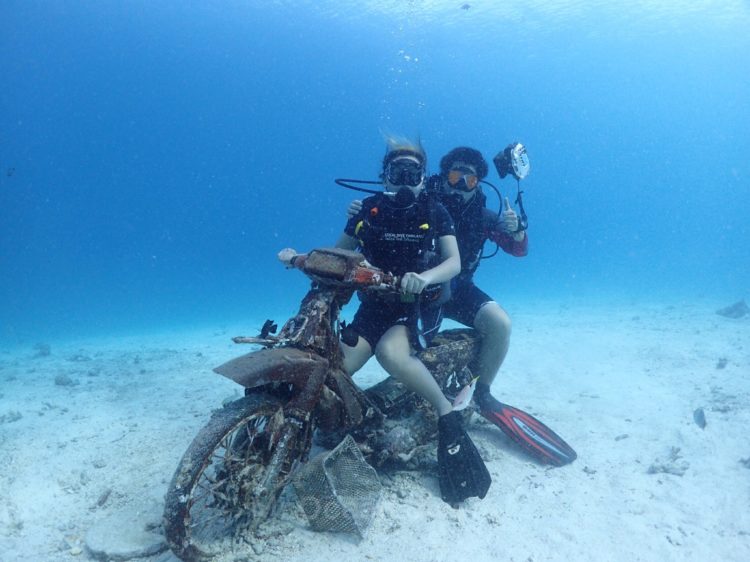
[278,248,298,267]
[401,272,430,294]
[500,197,526,241]
[500,197,519,233]
[347,199,363,219]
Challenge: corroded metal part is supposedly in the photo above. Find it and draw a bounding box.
[315,385,345,430]
[419,329,480,388]
[298,247,366,281]
[213,347,325,389]
[323,368,369,427]
[165,249,487,558]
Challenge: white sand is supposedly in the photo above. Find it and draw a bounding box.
[1,300,748,561]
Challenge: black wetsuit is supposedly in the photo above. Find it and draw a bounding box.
[433,179,528,326]
[343,191,455,348]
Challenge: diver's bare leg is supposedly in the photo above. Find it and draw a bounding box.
[375,325,453,416]
[471,302,511,388]
[341,337,373,376]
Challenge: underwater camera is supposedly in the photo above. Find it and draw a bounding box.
[493,142,530,181]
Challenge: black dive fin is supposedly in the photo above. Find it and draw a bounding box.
[437,411,491,505]
[479,397,577,467]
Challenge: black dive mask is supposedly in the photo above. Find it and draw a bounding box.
[385,160,424,188]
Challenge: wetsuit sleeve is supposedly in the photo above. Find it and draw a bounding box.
[344,215,360,237]
[484,208,528,257]
[434,202,456,237]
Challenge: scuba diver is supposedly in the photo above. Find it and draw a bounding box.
[344,143,575,467]
[430,145,528,417]
[336,137,492,505]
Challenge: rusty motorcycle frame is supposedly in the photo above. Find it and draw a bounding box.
[162,248,482,561]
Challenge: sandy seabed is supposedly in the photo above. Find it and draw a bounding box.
[1,299,748,562]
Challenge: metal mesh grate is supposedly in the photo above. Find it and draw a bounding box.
[293,434,381,537]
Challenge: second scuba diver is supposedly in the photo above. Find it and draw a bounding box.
[431,146,527,417]
[336,137,492,505]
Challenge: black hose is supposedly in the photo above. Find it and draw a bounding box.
[334,178,383,194]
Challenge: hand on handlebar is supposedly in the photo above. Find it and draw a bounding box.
[400,272,431,294]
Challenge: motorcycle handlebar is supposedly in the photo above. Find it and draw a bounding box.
[279,247,398,291]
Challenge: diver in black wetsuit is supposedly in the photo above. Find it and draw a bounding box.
[335,138,460,413]
[432,146,528,412]
[336,137,491,505]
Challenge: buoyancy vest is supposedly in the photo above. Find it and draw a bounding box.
[353,191,439,277]
[441,189,488,280]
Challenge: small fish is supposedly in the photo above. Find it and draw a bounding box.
[693,407,706,429]
[452,376,479,411]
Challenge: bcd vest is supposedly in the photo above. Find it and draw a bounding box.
[442,189,487,279]
[353,192,439,277]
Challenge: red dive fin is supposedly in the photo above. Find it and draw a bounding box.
[479,399,577,467]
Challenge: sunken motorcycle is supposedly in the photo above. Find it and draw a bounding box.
[163,247,575,561]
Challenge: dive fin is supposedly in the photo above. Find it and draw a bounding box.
[478,397,577,467]
[437,411,491,505]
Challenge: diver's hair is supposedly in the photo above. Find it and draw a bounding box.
[381,134,427,171]
[439,146,488,179]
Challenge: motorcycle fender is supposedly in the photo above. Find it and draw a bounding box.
[213,347,326,389]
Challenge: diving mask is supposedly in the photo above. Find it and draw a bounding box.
[385,159,424,188]
[447,166,479,191]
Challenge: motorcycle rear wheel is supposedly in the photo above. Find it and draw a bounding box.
[163,392,291,561]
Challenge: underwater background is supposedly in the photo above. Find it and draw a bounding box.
[1,0,748,344]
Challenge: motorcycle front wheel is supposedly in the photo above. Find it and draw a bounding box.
[163,392,294,561]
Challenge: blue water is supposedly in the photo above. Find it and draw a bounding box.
[2,1,749,344]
